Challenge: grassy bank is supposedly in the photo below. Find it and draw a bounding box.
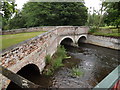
[1,31,46,50]
[89,26,120,37]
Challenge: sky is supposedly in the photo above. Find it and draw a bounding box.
[15,0,102,13]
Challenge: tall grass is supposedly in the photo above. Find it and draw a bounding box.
[45,55,52,64]
[43,45,67,76]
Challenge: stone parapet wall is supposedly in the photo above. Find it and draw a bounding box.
[87,35,120,50]
[0,27,59,89]
[1,26,56,35]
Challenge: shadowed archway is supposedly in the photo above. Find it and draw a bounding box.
[60,38,73,46]
[7,64,40,90]
[78,36,87,46]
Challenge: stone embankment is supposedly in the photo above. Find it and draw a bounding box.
[87,35,120,50]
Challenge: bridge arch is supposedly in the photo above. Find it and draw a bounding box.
[7,64,40,89]
[59,36,74,46]
[77,35,87,46]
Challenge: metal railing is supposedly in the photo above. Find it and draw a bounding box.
[93,65,120,89]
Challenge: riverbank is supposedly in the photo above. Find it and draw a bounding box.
[88,26,120,37]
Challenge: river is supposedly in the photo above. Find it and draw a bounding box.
[7,43,120,89]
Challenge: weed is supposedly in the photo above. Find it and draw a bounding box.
[45,55,52,64]
[43,45,67,76]
[71,67,83,77]
[45,68,53,76]
[53,57,64,69]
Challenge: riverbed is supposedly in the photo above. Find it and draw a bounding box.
[34,44,119,88]
[7,43,120,89]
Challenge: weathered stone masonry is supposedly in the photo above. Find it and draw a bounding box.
[0,26,89,89]
[1,26,56,35]
[87,35,120,50]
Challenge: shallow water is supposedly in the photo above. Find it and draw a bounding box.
[7,44,120,89]
[36,44,119,88]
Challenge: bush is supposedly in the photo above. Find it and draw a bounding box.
[88,27,97,34]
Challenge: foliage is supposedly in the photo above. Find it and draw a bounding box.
[2,1,17,20]
[56,45,67,58]
[8,12,26,29]
[44,68,53,76]
[104,2,120,28]
[88,27,98,34]
[43,45,67,76]
[6,2,87,29]
[45,55,52,64]
[53,57,64,69]
[1,31,45,50]
[71,67,83,77]
[87,13,103,27]
[1,1,18,30]
[93,32,120,37]
[89,26,120,37]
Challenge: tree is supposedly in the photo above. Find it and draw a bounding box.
[19,2,88,27]
[8,11,26,29]
[1,1,17,30]
[104,2,120,28]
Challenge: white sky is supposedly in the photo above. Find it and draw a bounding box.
[15,0,102,13]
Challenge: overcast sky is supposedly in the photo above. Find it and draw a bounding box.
[15,0,102,13]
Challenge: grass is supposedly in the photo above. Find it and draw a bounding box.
[43,45,67,76]
[99,26,116,29]
[1,31,46,50]
[71,67,83,77]
[89,26,120,37]
[93,32,120,37]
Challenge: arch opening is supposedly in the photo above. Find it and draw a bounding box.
[7,64,40,90]
[60,38,73,46]
[78,36,87,46]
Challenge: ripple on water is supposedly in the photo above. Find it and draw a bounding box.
[41,44,119,88]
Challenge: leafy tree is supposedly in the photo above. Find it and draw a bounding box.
[8,11,26,29]
[87,2,108,28]
[1,1,17,30]
[19,2,88,27]
[104,2,120,28]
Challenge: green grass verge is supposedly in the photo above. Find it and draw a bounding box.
[99,26,116,29]
[93,32,120,37]
[1,31,46,50]
[89,26,120,37]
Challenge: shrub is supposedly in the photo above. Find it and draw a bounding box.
[89,27,97,34]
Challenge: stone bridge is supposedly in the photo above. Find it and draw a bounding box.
[0,26,89,89]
